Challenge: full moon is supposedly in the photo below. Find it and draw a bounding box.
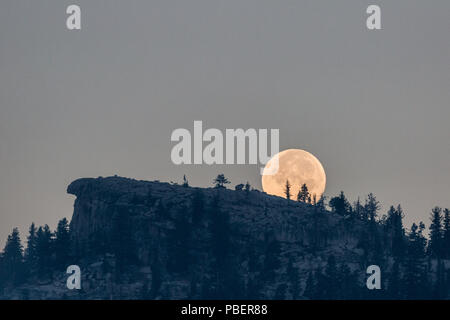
[262,149,326,200]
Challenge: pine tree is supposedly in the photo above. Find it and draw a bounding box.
[182,175,189,187]
[363,194,383,262]
[213,174,230,188]
[429,207,443,258]
[353,197,364,220]
[35,225,53,278]
[404,222,427,299]
[329,191,351,216]
[312,194,317,205]
[385,205,405,259]
[443,208,450,259]
[24,223,38,274]
[365,193,380,222]
[297,184,310,203]
[3,228,23,264]
[2,228,24,285]
[54,218,71,269]
[284,180,291,200]
[315,195,326,213]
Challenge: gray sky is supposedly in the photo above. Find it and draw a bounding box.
[0,0,449,247]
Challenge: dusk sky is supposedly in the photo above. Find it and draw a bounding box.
[0,0,449,246]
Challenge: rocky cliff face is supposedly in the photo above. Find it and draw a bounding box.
[67,176,359,261]
[68,176,354,243]
[3,176,368,299]
[63,176,365,299]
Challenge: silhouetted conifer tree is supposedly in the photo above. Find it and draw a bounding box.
[54,218,71,270]
[182,175,189,187]
[284,180,291,201]
[362,194,383,263]
[35,225,53,278]
[353,197,364,220]
[297,184,310,203]
[429,207,443,258]
[315,195,326,213]
[443,208,450,259]
[365,193,380,222]
[329,191,351,216]
[213,174,230,188]
[2,228,24,285]
[385,205,405,259]
[404,222,428,299]
[24,223,38,274]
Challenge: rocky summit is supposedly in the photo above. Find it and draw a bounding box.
[63,176,361,299]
